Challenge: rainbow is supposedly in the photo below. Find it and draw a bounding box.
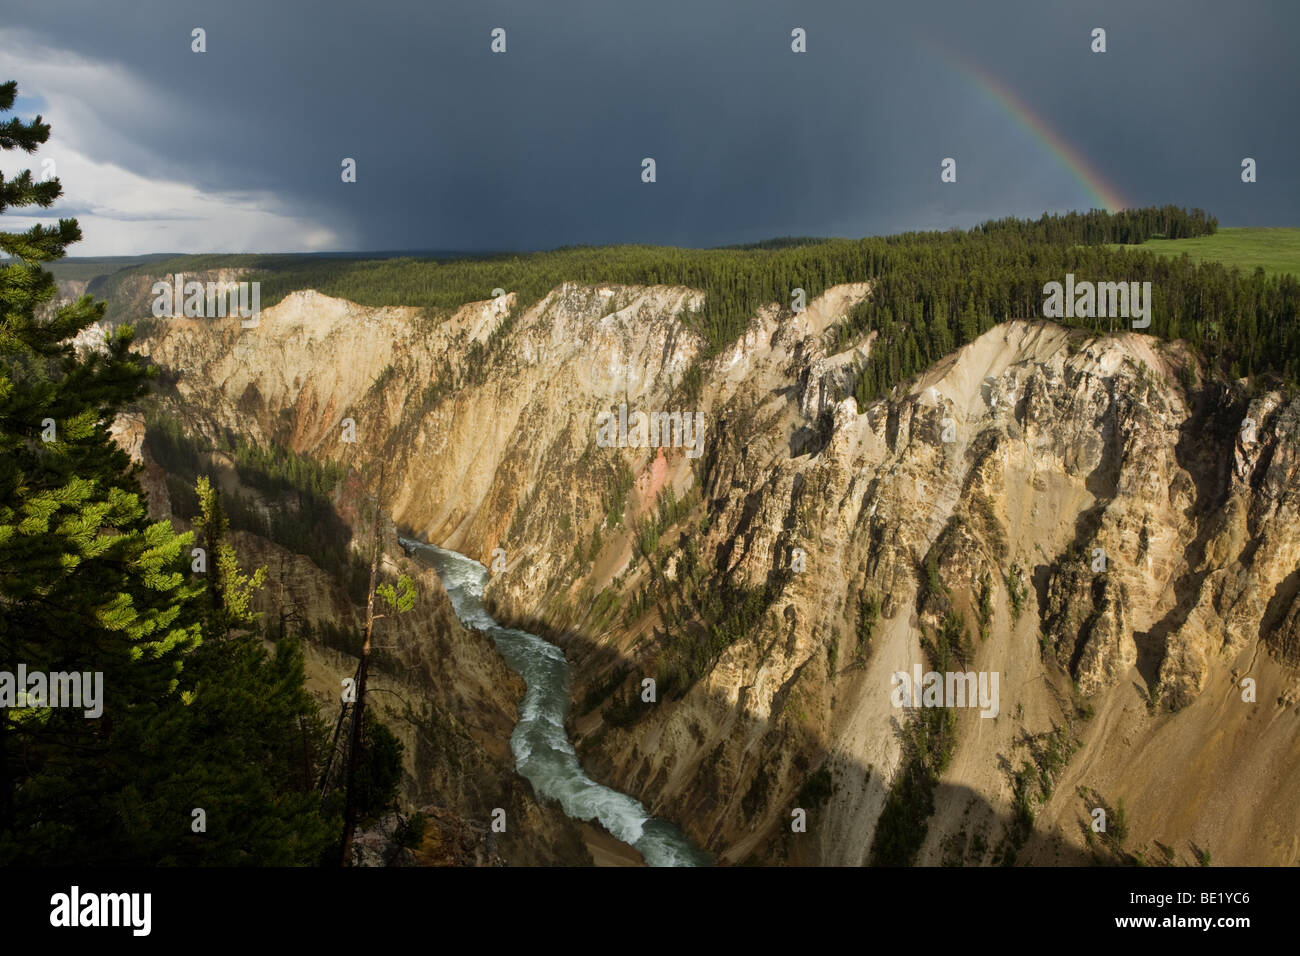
[933,43,1129,212]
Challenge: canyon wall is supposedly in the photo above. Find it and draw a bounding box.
[108,273,1300,865]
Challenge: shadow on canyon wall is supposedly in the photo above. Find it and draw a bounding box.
[396,539,1133,868]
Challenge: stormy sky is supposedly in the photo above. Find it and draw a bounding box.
[1,0,1295,255]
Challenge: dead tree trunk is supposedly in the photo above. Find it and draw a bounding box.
[340,464,385,866]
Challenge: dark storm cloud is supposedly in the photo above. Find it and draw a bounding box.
[3,0,1297,253]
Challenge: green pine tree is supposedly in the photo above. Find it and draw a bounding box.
[0,81,340,866]
[193,474,267,639]
[0,79,206,861]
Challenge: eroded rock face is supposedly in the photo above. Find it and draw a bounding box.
[130,281,1300,866]
[1044,565,1135,696]
[1271,596,1300,668]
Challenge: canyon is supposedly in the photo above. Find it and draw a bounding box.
[76,269,1300,866]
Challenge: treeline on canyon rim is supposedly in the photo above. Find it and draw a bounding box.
[113,205,1297,397]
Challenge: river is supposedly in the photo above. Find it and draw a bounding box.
[404,538,710,867]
